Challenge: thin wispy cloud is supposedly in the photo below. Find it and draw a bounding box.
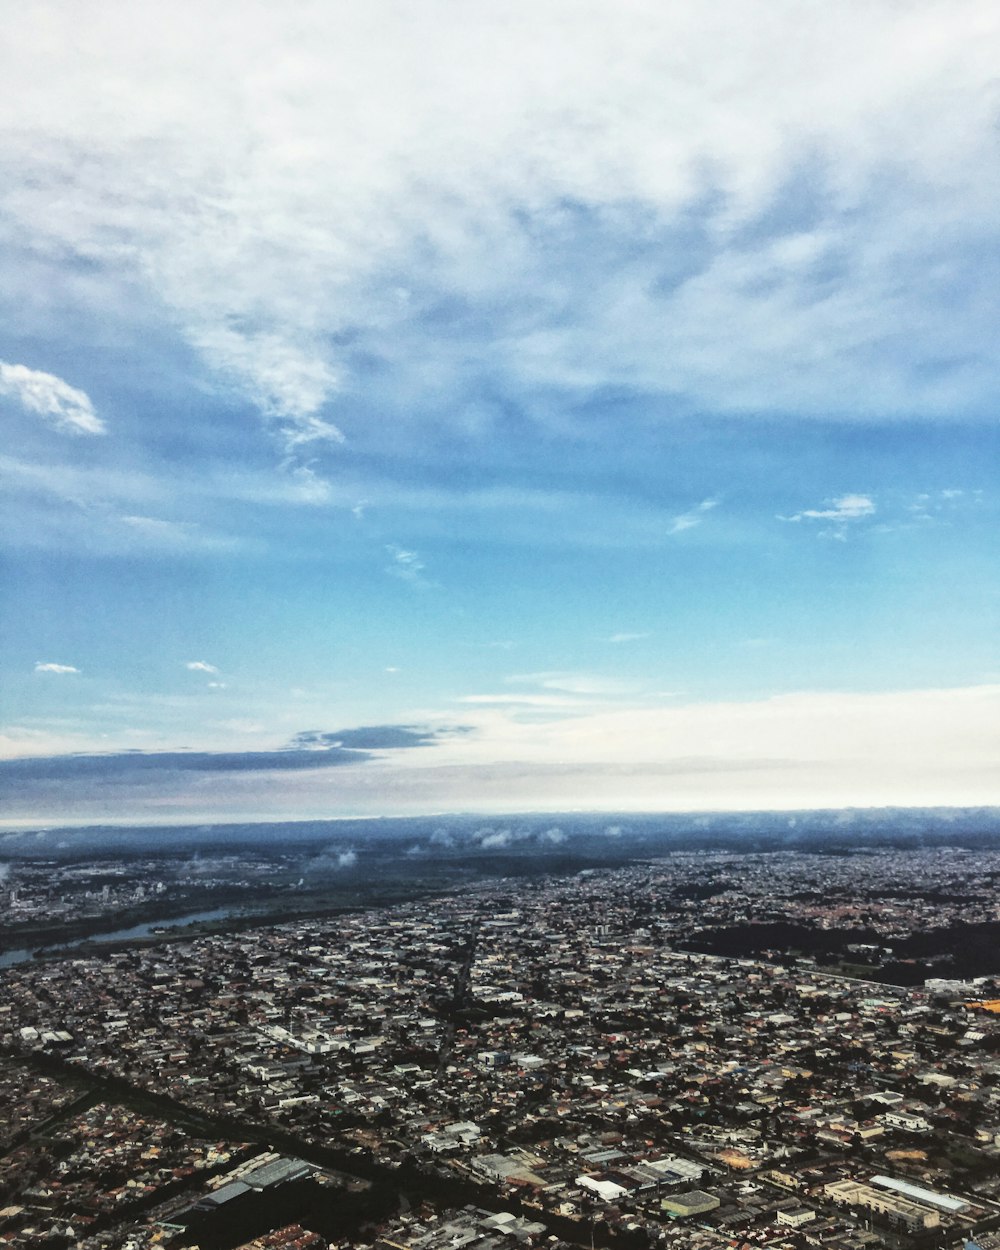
[668,498,718,535]
[282,464,333,506]
[278,413,346,450]
[0,362,104,435]
[606,631,650,644]
[33,662,79,675]
[458,693,585,708]
[185,661,218,674]
[506,671,634,696]
[907,488,983,520]
[117,514,237,553]
[190,325,342,449]
[385,543,429,586]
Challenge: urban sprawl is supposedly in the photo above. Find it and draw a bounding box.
[2,848,1000,1250]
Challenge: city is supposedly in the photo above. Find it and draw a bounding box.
[2,837,1000,1250]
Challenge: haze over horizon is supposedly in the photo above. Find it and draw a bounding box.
[2,2,999,824]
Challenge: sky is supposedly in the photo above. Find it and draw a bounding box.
[1,0,999,825]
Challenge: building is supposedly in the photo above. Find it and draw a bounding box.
[661,1191,721,1218]
[824,1180,940,1231]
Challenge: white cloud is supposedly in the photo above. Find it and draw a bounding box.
[191,327,342,433]
[908,488,980,519]
[33,661,79,674]
[782,493,876,524]
[185,660,218,673]
[284,464,333,505]
[0,362,104,435]
[3,2,1000,442]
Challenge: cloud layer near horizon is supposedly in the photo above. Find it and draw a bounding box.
[2,685,996,823]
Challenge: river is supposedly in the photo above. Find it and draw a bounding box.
[0,906,239,967]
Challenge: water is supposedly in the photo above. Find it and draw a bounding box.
[0,907,238,967]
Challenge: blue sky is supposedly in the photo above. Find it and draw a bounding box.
[1,1,999,823]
